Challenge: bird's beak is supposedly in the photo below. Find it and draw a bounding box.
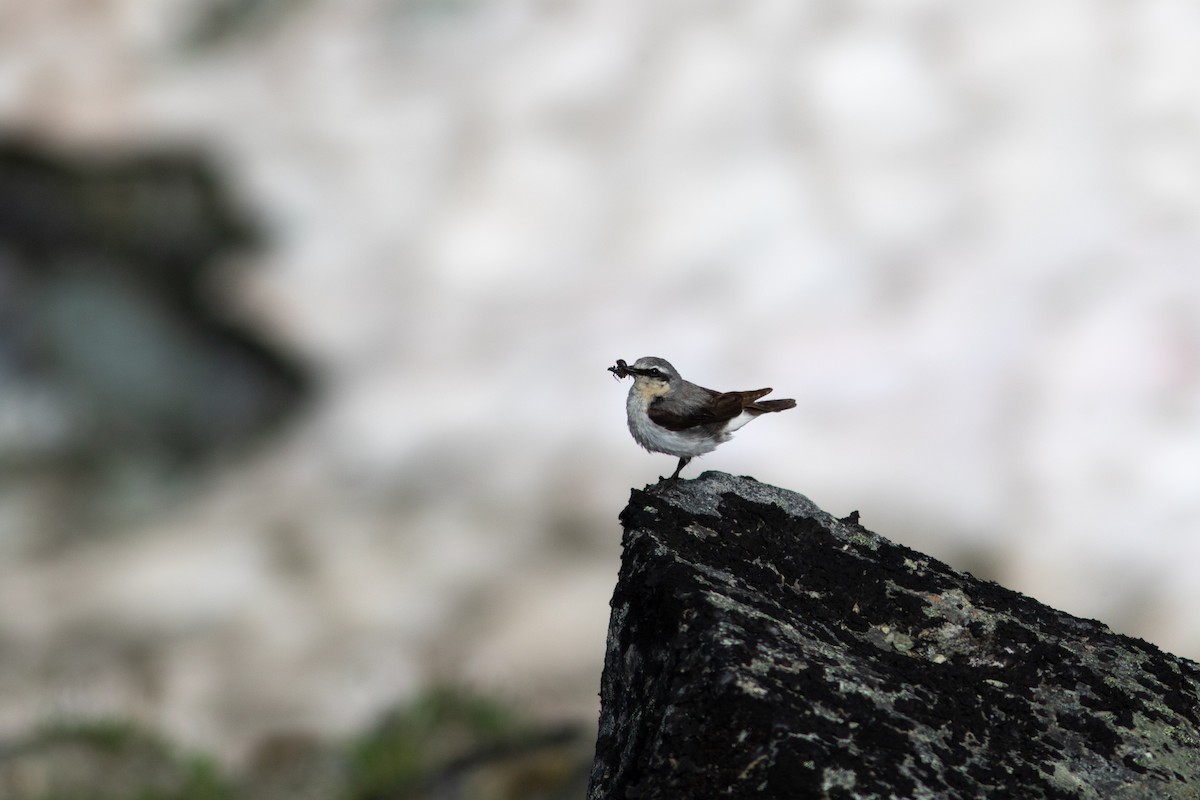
[609,359,649,379]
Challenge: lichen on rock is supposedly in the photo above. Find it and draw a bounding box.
[588,472,1200,799]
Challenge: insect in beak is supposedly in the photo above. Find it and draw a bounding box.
[608,359,630,379]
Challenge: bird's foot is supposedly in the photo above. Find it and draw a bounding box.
[666,456,691,481]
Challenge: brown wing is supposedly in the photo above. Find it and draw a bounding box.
[648,388,775,431]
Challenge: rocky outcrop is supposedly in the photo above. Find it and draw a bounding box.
[588,472,1200,800]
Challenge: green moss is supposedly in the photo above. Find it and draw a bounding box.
[3,718,236,800]
[34,718,169,754]
[1,689,585,800]
[345,686,529,798]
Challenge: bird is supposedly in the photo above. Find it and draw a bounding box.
[608,356,796,480]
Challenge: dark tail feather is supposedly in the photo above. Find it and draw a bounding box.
[747,398,796,414]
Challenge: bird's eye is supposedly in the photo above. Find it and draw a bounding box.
[649,369,664,379]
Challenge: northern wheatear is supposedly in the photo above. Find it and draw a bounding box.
[609,357,796,480]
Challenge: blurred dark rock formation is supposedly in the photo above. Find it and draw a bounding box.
[588,472,1200,800]
[0,138,306,471]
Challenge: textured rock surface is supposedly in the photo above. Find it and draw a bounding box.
[588,472,1200,800]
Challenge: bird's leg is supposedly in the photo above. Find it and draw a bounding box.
[668,456,691,481]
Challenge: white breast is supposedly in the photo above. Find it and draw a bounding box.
[626,388,731,458]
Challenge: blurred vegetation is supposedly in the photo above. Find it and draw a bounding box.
[0,719,229,800]
[0,689,591,800]
[347,688,588,799]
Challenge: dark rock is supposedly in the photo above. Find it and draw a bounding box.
[0,138,307,469]
[588,472,1200,800]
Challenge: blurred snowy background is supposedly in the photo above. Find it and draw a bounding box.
[1,0,1199,769]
